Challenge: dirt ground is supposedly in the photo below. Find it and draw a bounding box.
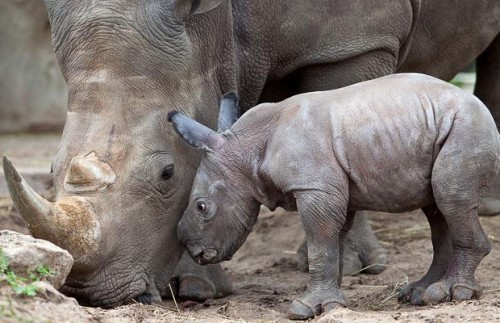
[1,199,499,322]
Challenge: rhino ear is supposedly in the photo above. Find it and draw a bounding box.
[168,111,226,152]
[172,0,225,17]
[188,0,225,15]
[218,92,240,132]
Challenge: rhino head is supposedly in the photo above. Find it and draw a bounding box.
[169,96,261,265]
[5,0,239,307]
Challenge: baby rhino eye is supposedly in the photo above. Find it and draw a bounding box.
[197,201,207,212]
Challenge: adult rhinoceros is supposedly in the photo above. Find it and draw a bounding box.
[4,0,500,308]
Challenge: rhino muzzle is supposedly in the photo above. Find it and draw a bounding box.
[3,156,102,265]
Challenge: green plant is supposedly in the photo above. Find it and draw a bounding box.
[0,248,55,297]
[0,249,8,273]
[36,264,55,278]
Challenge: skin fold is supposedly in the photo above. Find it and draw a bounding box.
[5,0,499,306]
[172,74,500,320]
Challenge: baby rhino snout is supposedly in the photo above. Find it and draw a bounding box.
[186,242,218,264]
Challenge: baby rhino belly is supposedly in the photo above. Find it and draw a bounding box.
[345,132,437,213]
[348,167,434,212]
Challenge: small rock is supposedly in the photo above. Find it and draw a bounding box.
[31,281,79,305]
[0,230,74,289]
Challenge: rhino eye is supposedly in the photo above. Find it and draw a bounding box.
[160,165,174,180]
[197,201,207,212]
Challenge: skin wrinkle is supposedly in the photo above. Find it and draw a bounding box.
[97,273,146,306]
[423,93,440,161]
[64,263,148,306]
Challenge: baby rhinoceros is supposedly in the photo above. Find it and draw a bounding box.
[169,73,500,320]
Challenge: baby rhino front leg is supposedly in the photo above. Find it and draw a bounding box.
[289,190,352,320]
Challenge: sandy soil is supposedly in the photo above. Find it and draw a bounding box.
[1,200,499,322]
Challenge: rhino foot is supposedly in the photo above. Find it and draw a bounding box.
[288,288,347,320]
[178,274,217,301]
[398,270,448,306]
[171,252,232,301]
[478,196,500,216]
[421,278,482,305]
[357,248,388,275]
[398,281,431,305]
[399,277,482,306]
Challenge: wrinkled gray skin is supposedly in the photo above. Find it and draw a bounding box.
[174,74,500,320]
[5,0,500,308]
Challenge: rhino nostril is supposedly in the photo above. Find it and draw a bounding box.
[202,248,218,262]
[189,245,203,259]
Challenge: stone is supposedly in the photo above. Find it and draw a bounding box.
[0,230,73,289]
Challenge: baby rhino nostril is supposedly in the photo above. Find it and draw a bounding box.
[202,248,218,261]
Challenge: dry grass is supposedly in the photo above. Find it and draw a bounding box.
[84,302,247,323]
[350,264,410,311]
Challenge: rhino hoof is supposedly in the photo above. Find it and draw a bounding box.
[135,292,152,305]
[178,274,217,301]
[288,300,319,320]
[422,283,450,305]
[451,284,481,301]
[397,285,426,305]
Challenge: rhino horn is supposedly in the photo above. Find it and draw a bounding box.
[64,152,116,193]
[3,156,101,264]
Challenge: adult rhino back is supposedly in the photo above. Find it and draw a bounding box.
[8,0,499,307]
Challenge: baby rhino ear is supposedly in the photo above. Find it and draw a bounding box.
[168,111,226,152]
[217,92,240,132]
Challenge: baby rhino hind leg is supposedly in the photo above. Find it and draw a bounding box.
[418,124,496,304]
[398,205,452,305]
[420,208,490,304]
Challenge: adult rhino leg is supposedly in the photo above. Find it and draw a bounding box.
[297,211,387,275]
[169,252,232,301]
[476,33,500,216]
